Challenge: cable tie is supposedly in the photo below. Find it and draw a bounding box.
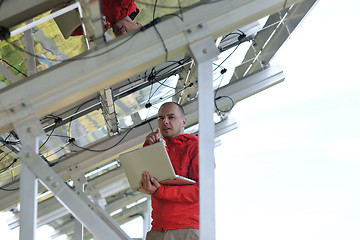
[140,17,161,32]
[238,32,246,41]
[148,74,156,81]
[54,117,63,123]
[0,26,10,40]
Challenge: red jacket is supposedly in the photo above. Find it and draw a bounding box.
[101,0,139,27]
[144,134,199,231]
[71,0,139,36]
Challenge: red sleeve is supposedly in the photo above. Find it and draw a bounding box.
[153,182,199,203]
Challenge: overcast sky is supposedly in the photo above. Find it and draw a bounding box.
[215,0,360,239]
[1,0,360,239]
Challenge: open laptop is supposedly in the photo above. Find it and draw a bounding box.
[119,141,196,191]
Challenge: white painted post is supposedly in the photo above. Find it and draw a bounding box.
[14,117,44,240]
[189,37,219,240]
[19,166,38,240]
[142,197,152,240]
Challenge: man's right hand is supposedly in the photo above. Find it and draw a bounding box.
[145,128,161,145]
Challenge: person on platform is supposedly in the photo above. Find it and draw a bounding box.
[140,102,200,240]
[70,0,141,37]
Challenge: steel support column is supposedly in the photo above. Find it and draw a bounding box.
[69,165,87,240]
[19,166,38,240]
[142,197,151,240]
[13,116,44,240]
[189,37,219,240]
[18,145,131,240]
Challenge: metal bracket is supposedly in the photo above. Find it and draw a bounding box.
[68,164,87,192]
[91,191,107,209]
[67,164,87,240]
[13,115,44,151]
[189,36,219,64]
[99,88,119,136]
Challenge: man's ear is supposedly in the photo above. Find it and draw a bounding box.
[182,117,187,127]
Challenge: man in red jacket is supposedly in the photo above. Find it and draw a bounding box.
[140,102,199,240]
[70,0,141,37]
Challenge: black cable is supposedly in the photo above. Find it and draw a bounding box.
[155,58,189,76]
[152,24,168,61]
[148,72,168,100]
[0,186,20,191]
[147,73,184,107]
[177,0,184,21]
[221,32,244,43]
[68,97,98,139]
[146,76,155,104]
[146,58,191,85]
[213,41,241,72]
[0,59,28,77]
[214,70,225,97]
[4,132,13,142]
[158,82,194,102]
[42,114,62,120]
[43,143,70,159]
[156,77,181,90]
[0,158,18,174]
[215,95,234,113]
[153,0,159,20]
[39,117,61,150]
[213,66,234,113]
[70,127,134,152]
[45,134,71,139]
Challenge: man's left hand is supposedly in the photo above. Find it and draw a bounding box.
[139,171,160,195]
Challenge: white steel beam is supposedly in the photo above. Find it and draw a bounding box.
[19,166,38,240]
[8,169,131,229]
[0,0,304,135]
[18,146,131,240]
[52,200,148,240]
[189,37,219,240]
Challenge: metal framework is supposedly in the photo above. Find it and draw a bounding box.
[0,0,318,239]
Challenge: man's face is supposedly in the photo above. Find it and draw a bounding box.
[112,16,141,37]
[157,103,186,139]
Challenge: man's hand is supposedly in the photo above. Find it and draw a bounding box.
[145,128,161,145]
[139,171,160,195]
